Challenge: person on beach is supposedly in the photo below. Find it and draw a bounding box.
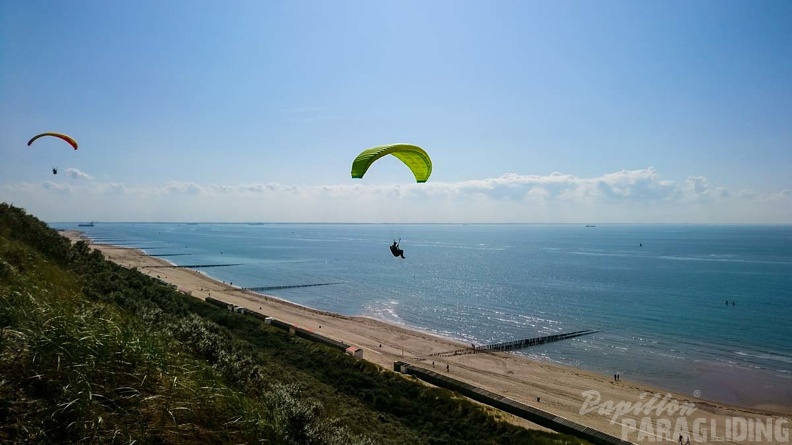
[390,240,405,259]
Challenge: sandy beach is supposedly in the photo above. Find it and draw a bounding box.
[63,230,791,445]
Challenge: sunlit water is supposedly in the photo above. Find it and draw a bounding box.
[53,222,792,407]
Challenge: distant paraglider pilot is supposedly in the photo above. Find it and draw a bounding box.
[27,132,77,175]
[390,240,405,259]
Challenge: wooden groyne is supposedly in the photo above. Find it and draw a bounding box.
[145,263,243,268]
[430,329,598,357]
[90,239,136,243]
[394,362,634,445]
[244,282,342,292]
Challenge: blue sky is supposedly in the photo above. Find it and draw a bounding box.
[1,0,790,222]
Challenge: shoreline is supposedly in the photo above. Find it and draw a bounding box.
[62,230,792,444]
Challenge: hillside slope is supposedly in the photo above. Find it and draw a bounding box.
[0,203,585,445]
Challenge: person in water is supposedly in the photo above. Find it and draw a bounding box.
[390,240,405,259]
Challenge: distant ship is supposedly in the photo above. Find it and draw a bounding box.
[585,224,596,227]
[77,222,94,227]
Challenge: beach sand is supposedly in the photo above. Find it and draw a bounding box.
[63,231,791,445]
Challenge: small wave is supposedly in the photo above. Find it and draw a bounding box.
[733,350,792,365]
[363,300,403,325]
[409,242,508,251]
[657,255,792,266]
[570,250,792,266]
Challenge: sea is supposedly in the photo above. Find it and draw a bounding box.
[51,222,792,409]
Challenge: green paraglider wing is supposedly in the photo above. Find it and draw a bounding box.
[27,132,78,150]
[351,144,432,183]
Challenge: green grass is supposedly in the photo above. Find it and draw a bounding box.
[0,203,589,445]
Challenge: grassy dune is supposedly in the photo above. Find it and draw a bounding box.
[0,203,587,445]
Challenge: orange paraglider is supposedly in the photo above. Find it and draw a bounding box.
[28,132,78,174]
[27,132,78,150]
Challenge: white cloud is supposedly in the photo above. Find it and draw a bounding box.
[64,168,92,180]
[42,181,72,193]
[163,181,203,195]
[1,168,790,223]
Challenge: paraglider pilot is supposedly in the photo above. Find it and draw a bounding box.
[390,240,405,259]
[52,168,58,175]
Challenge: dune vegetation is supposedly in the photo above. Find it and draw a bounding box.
[0,203,587,444]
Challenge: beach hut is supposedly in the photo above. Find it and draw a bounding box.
[345,346,363,358]
[264,316,273,325]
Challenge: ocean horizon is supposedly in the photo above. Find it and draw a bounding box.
[53,222,792,409]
